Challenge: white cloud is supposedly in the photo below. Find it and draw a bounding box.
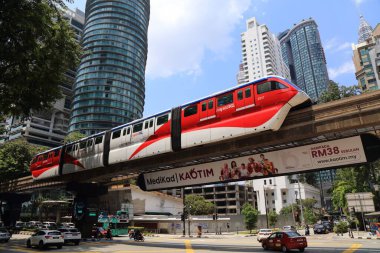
[353,0,366,6]
[324,38,353,53]
[146,0,251,79]
[328,61,355,79]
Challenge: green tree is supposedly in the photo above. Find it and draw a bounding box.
[280,203,299,215]
[0,139,48,181]
[268,210,278,228]
[301,198,317,210]
[64,131,86,144]
[303,208,317,225]
[319,80,361,103]
[0,0,81,117]
[241,203,259,233]
[184,195,215,216]
[331,166,372,211]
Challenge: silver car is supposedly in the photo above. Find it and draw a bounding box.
[0,228,11,242]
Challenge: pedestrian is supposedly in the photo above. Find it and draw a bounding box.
[106,228,113,240]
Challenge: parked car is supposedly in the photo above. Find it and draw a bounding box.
[15,221,26,230]
[282,225,297,232]
[313,224,328,234]
[62,222,75,228]
[262,231,307,252]
[321,221,332,232]
[0,227,11,243]
[42,222,57,229]
[257,229,273,242]
[58,228,81,245]
[26,230,64,249]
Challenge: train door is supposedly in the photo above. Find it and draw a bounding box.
[181,104,202,148]
[200,99,216,121]
[235,86,255,111]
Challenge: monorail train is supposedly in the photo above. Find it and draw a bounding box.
[30,76,310,180]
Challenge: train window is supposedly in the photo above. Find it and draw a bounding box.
[87,139,93,147]
[208,100,213,109]
[149,119,154,128]
[237,90,243,100]
[257,81,287,94]
[127,127,131,135]
[217,93,233,106]
[79,141,86,149]
[54,150,60,157]
[144,121,149,129]
[184,105,197,117]
[123,128,126,136]
[95,136,103,144]
[112,130,121,139]
[245,88,251,98]
[202,102,207,111]
[133,123,143,133]
[66,145,73,153]
[157,114,169,125]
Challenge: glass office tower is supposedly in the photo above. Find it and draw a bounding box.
[69,0,150,135]
[279,18,329,102]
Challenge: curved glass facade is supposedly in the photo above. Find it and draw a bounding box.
[69,0,150,135]
[279,19,329,102]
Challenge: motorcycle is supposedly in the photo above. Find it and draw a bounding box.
[134,233,145,242]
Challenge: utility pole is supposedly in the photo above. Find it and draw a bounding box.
[297,179,304,226]
[263,185,269,228]
[182,188,186,236]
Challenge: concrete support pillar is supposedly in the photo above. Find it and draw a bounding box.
[0,193,30,227]
[66,182,108,239]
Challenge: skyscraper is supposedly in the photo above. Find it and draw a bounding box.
[69,0,150,135]
[352,16,379,91]
[279,18,329,102]
[239,17,289,83]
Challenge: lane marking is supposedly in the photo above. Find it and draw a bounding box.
[342,244,362,253]
[185,239,194,253]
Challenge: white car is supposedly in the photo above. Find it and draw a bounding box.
[0,228,11,242]
[257,229,272,242]
[62,222,75,228]
[26,230,64,249]
[58,228,81,245]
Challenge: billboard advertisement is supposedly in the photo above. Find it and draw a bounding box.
[137,135,377,191]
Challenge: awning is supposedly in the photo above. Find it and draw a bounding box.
[364,211,380,218]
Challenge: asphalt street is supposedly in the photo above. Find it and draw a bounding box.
[0,233,379,253]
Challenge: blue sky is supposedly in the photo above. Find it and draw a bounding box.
[67,0,378,117]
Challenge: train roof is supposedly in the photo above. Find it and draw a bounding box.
[181,75,286,107]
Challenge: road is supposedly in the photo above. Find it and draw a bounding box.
[0,233,379,253]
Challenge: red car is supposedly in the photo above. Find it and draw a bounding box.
[262,231,307,252]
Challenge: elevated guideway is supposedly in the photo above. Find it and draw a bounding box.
[1,90,380,193]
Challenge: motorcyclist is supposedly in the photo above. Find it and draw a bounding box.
[134,229,144,241]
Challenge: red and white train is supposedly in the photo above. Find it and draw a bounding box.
[30,76,310,180]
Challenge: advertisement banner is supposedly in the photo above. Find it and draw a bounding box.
[138,135,369,191]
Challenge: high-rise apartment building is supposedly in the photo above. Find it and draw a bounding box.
[0,8,85,147]
[352,16,380,91]
[279,18,329,102]
[239,17,289,84]
[69,0,150,135]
